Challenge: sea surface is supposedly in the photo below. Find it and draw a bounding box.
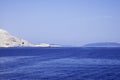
[0,47,120,80]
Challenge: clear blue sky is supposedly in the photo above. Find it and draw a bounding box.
[0,0,120,46]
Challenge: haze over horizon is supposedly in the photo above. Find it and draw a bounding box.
[0,0,120,46]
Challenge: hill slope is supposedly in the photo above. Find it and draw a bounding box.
[0,29,32,47]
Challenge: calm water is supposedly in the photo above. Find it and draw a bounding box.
[0,47,120,80]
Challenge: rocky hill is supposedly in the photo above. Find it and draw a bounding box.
[0,29,33,47]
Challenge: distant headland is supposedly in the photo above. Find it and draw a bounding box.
[83,42,120,47]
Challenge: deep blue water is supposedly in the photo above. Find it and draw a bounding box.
[0,47,120,80]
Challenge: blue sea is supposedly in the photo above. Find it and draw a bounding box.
[0,47,120,80]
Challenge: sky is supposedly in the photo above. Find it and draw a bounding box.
[0,0,120,46]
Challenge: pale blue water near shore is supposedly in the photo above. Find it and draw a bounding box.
[0,47,120,80]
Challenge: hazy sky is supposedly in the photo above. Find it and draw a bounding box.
[0,0,120,46]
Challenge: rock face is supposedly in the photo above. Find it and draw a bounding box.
[83,42,120,47]
[0,29,32,47]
